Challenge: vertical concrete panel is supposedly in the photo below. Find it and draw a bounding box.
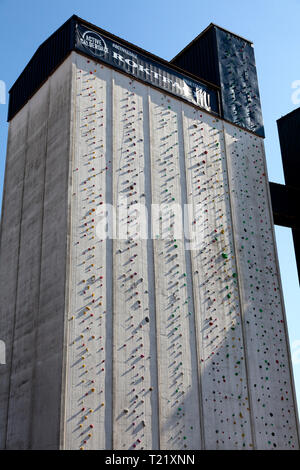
[112,73,159,450]
[224,123,300,449]
[182,106,253,449]
[5,81,50,449]
[149,89,202,450]
[0,106,28,448]
[64,54,114,450]
[30,56,73,449]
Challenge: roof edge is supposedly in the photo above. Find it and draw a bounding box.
[74,15,219,90]
[9,15,77,93]
[171,22,253,64]
[277,107,300,123]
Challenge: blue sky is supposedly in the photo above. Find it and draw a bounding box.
[0,0,299,407]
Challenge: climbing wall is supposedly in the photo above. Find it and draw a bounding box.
[182,106,253,449]
[0,56,73,450]
[149,90,202,450]
[215,27,264,138]
[224,124,299,449]
[65,55,113,450]
[63,54,299,450]
[112,72,159,450]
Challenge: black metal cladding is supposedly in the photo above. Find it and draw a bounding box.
[269,181,300,282]
[172,24,265,138]
[171,26,220,90]
[277,108,300,190]
[270,182,300,229]
[275,107,300,283]
[8,16,75,121]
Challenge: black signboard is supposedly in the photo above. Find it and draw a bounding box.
[75,23,219,115]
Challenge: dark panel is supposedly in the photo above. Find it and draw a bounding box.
[171,24,265,137]
[171,27,220,87]
[215,27,264,137]
[269,181,300,283]
[74,23,219,115]
[8,16,264,137]
[292,228,300,284]
[277,107,300,189]
[8,16,221,122]
[269,182,300,229]
[7,16,75,121]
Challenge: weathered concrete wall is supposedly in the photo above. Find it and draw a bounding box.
[0,51,299,450]
[0,55,73,449]
[0,101,28,449]
[224,124,299,449]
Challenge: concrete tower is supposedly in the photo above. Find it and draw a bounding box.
[0,16,299,450]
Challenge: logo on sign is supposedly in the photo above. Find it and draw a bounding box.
[80,30,108,57]
[194,86,211,110]
[182,82,211,110]
[76,23,218,115]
